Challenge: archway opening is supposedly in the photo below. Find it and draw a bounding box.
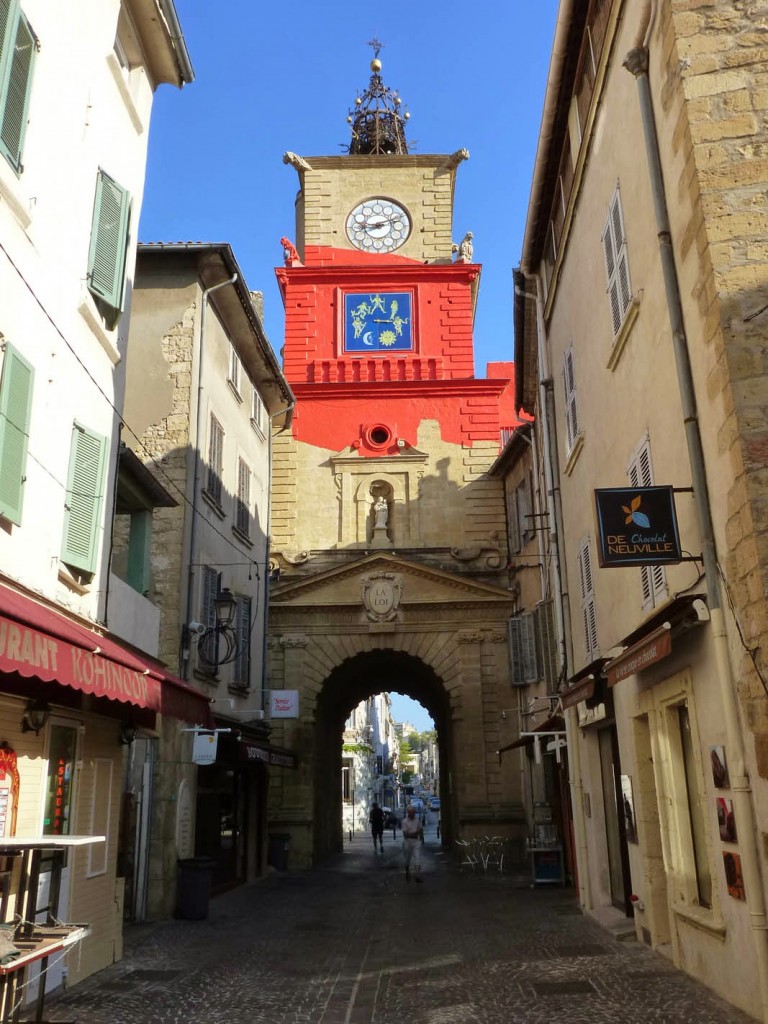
[313,649,453,864]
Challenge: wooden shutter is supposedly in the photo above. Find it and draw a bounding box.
[87,169,131,311]
[563,347,579,450]
[508,614,538,685]
[0,5,35,172]
[236,457,250,535]
[577,538,599,661]
[206,414,223,505]
[233,597,251,688]
[0,343,33,525]
[535,600,559,687]
[197,566,220,671]
[602,188,632,336]
[251,388,265,433]
[506,477,521,554]
[61,423,107,574]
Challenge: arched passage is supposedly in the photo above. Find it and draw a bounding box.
[313,649,453,864]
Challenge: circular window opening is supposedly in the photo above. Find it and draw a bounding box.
[362,424,393,450]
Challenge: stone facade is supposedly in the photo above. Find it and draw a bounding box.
[516,1,768,1018]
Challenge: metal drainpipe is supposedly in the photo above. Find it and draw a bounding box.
[260,399,296,708]
[183,273,237,680]
[515,280,590,908]
[625,39,768,1018]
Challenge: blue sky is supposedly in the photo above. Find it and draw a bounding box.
[390,693,434,733]
[139,0,559,376]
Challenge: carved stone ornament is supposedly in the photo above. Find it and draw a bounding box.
[279,634,309,649]
[361,573,403,622]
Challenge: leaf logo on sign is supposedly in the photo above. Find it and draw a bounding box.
[622,495,651,529]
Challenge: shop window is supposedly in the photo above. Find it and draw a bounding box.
[677,704,712,908]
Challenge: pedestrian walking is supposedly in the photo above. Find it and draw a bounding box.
[401,805,423,882]
[369,802,385,853]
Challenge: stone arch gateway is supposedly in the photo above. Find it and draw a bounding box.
[265,553,525,867]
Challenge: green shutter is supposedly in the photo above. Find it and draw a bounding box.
[0,10,35,172]
[87,169,131,311]
[0,343,33,525]
[0,1,15,81]
[61,423,107,574]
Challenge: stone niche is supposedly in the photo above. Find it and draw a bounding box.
[331,445,428,549]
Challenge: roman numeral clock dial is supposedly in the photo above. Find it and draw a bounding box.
[346,198,411,253]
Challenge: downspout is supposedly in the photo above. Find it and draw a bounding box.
[515,276,590,909]
[625,15,768,1018]
[183,273,237,680]
[260,398,296,708]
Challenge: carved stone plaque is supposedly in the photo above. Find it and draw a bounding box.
[361,573,403,622]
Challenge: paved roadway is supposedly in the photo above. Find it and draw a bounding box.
[44,819,753,1024]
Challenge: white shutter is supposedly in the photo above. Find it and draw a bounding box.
[563,347,579,451]
[602,187,632,336]
[627,436,667,610]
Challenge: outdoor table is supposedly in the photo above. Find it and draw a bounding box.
[0,836,104,1024]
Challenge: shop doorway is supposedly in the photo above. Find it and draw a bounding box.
[598,725,632,914]
[195,764,247,890]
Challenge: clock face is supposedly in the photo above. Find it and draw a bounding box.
[346,198,411,253]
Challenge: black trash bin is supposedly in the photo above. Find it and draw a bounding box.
[176,858,215,920]
[268,834,291,872]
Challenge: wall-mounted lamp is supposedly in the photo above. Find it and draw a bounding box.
[120,721,138,746]
[183,585,240,668]
[21,699,51,735]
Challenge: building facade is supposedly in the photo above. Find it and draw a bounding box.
[517,1,768,1017]
[122,243,296,913]
[0,0,211,996]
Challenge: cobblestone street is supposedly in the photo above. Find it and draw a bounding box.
[43,830,753,1024]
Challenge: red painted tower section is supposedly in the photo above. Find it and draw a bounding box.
[276,244,521,457]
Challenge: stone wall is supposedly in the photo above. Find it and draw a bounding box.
[668,0,768,717]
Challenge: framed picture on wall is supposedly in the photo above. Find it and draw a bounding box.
[710,746,729,789]
[723,851,745,901]
[620,774,638,844]
[716,797,737,843]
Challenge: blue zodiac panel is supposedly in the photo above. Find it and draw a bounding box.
[343,292,413,352]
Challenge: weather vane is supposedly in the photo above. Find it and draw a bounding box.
[366,36,383,60]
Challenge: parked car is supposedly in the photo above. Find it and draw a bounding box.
[429,797,441,811]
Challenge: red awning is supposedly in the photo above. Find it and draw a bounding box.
[0,583,212,726]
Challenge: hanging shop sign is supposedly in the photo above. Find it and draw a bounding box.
[269,690,299,719]
[594,486,682,568]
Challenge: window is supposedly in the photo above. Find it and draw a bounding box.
[61,422,107,578]
[602,186,632,336]
[228,344,241,396]
[232,596,251,688]
[43,724,78,835]
[235,457,250,536]
[0,1,36,173]
[0,343,33,525]
[87,170,131,328]
[205,414,224,506]
[506,475,533,555]
[251,387,265,435]
[563,346,580,452]
[627,436,667,609]
[577,537,599,662]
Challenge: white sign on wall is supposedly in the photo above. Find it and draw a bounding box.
[270,690,299,718]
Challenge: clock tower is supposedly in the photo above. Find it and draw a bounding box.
[268,49,523,867]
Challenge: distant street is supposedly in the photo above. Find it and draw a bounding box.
[47,824,750,1024]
